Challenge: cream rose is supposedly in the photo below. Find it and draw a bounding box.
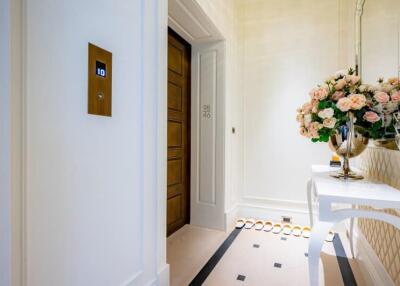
[377,84,394,93]
[304,114,312,127]
[334,70,347,78]
[349,94,366,110]
[358,84,370,93]
[336,97,352,112]
[323,117,337,129]
[318,108,334,119]
[296,113,304,124]
[363,111,381,123]
[334,79,347,90]
[374,91,390,103]
[345,75,360,85]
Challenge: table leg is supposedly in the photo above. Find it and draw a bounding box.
[308,221,333,286]
[307,179,313,227]
[349,217,355,258]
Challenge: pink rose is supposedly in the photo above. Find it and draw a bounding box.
[334,79,347,90]
[302,102,312,113]
[331,91,345,101]
[374,91,390,103]
[311,99,319,113]
[363,111,381,123]
[308,122,322,138]
[391,91,400,103]
[310,87,329,100]
[336,97,352,112]
[349,94,366,110]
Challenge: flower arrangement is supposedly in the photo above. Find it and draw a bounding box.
[296,68,400,142]
[360,77,400,139]
[297,68,366,142]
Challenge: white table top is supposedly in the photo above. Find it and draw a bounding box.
[312,165,400,209]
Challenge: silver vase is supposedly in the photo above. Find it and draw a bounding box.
[395,113,400,150]
[328,113,369,180]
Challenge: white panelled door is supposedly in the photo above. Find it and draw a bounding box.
[191,41,225,230]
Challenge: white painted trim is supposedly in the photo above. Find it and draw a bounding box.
[242,195,315,214]
[142,0,169,285]
[155,264,170,286]
[352,224,395,286]
[120,264,169,286]
[0,0,12,285]
[168,0,222,44]
[119,271,143,286]
[156,0,169,281]
[224,203,239,230]
[6,0,26,285]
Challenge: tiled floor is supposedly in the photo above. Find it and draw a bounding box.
[167,225,229,286]
[167,224,367,286]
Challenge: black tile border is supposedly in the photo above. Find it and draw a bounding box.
[188,228,357,286]
[333,233,357,286]
[188,228,242,286]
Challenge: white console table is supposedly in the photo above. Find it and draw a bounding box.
[307,165,400,286]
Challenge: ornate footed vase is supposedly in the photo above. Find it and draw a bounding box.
[328,114,369,180]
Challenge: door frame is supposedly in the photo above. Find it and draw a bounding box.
[166,0,227,231]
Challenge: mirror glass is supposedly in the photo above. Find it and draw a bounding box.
[360,0,400,83]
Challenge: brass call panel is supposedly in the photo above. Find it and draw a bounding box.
[88,43,112,116]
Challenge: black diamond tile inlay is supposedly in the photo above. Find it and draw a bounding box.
[274,263,282,268]
[253,244,260,248]
[304,252,308,257]
[280,237,287,241]
[237,275,246,281]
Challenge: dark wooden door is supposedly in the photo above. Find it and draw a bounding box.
[167,29,191,236]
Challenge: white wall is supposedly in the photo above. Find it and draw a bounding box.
[241,0,343,206]
[24,0,167,285]
[361,0,400,82]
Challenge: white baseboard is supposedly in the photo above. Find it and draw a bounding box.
[156,264,170,286]
[225,197,317,226]
[224,204,239,231]
[353,225,394,286]
[121,264,170,286]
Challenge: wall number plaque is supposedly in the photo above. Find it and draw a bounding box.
[88,43,112,117]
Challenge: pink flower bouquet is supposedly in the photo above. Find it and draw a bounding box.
[297,69,400,142]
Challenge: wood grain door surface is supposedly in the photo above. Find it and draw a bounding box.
[167,29,191,236]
